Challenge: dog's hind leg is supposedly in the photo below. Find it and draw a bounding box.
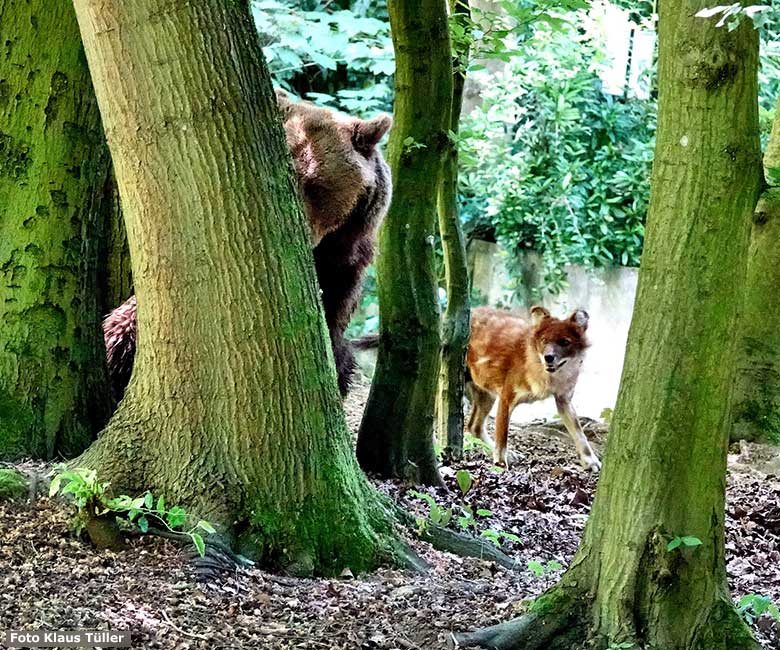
[466,384,496,447]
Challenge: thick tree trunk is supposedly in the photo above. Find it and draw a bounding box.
[436,0,471,460]
[731,101,780,443]
[72,0,414,575]
[457,3,762,649]
[356,0,452,485]
[0,0,113,459]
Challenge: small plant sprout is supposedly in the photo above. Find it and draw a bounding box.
[456,469,473,496]
[49,466,215,557]
[607,642,635,650]
[666,535,702,552]
[527,559,564,578]
[737,594,780,626]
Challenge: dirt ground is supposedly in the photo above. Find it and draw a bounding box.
[1,380,779,649]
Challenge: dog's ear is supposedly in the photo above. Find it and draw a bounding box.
[570,309,589,330]
[530,306,551,326]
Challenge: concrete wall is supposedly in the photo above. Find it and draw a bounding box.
[468,240,639,421]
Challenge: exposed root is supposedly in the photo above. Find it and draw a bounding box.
[393,506,519,570]
[455,585,585,649]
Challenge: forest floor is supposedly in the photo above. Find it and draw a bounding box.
[1,379,779,650]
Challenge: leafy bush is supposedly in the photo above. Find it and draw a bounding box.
[253,0,393,115]
[459,21,655,294]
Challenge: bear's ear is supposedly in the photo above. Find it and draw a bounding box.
[352,114,392,154]
[569,309,589,330]
[275,88,293,113]
[530,306,551,326]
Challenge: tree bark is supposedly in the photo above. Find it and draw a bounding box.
[0,0,113,459]
[436,0,472,460]
[457,3,763,648]
[356,0,452,485]
[71,0,415,575]
[731,100,780,443]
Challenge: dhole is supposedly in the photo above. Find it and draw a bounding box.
[465,305,601,471]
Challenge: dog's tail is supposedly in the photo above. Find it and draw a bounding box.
[351,333,380,350]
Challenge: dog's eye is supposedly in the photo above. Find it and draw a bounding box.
[557,338,571,347]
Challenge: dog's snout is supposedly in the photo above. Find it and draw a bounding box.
[544,354,556,364]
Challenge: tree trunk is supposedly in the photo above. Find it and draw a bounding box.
[356,0,452,485]
[0,0,113,459]
[71,0,415,576]
[457,3,763,649]
[436,0,471,460]
[731,100,780,443]
[97,169,133,318]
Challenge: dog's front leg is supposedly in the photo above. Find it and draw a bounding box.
[554,395,601,472]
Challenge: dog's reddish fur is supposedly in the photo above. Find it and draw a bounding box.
[466,306,601,470]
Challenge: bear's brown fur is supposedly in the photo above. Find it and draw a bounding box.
[104,92,392,399]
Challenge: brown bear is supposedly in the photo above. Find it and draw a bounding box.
[103,91,392,399]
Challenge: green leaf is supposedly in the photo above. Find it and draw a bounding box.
[144,492,153,509]
[196,520,216,534]
[156,495,165,513]
[527,560,544,577]
[476,509,493,517]
[456,469,473,496]
[166,506,187,530]
[681,536,702,547]
[666,537,682,551]
[49,475,62,497]
[137,516,149,534]
[191,533,206,558]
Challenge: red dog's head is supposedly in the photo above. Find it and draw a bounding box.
[530,306,589,374]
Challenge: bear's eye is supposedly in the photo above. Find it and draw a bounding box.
[557,338,571,347]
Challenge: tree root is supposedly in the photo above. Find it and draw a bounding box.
[393,506,520,570]
[418,523,520,570]
[146,526,253,581]
[455,585,586,650]
[455,611,583,649]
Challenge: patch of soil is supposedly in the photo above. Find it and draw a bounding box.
[1,382,778,649]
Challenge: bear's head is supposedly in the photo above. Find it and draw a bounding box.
[276,89,392,246]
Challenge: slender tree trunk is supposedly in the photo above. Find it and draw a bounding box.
[731,100,780,443]
[457,4,762,649]
[0,0,113,459]
[356,0,452,485]
[436,0,471,460]
[72,0,415,576]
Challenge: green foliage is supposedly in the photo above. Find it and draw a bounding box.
[607,643,635,650]
[408,484,520,550]
[527,558,564,577]
[253,0,393,115]
[455,468,473,496]
[459,20,655,294]
[0,469,27,500]
[737,593,780,626]
[666,535,702,552]
[49,467,214,556]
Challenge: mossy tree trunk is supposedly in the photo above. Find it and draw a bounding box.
[356,0,452,485]
[457,3,762,649]
[731,100,780,443]
[0,0,113,459]
[436,0,471,460]
[72,0,414,576]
